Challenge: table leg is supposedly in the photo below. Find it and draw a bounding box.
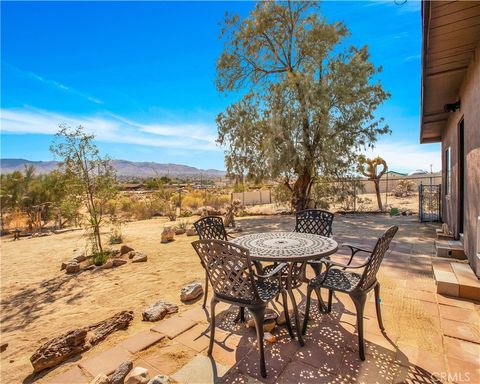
[287,263,305,347]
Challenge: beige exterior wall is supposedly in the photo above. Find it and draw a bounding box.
[441,44,480,276]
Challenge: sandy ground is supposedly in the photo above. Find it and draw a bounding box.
[0,213,436,383]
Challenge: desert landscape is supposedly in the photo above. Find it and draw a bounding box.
[0,212,424,383]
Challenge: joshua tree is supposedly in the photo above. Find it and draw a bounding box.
[216,1,390,211]
[358,155,388,211]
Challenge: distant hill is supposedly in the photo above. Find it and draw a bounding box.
[0,158,226,178]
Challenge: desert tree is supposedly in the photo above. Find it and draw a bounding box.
[216,1,390,211]
[51,125,117,253]
[357,155,388,211]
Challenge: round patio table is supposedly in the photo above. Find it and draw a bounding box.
[231,231,338,346]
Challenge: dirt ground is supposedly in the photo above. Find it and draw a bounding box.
[0,213,435,383]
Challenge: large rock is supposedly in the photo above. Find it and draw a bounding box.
[90,374,109,384]
[186,228,197,236]
[30,328,88,373]
[110,360,133,384]
[142,300,179,322]
[180,282,203,302]
[120,245,134,255]
[131,252,148,263]
[125,367,149,384]
[65,262,80,274]
[175,228,186,235]
[100,260,114,269]
[161,228,175,244]
[276,310,294,326]
[247,308,278,332]
[113,259,128,267]
[148,375,171,384]
[30,311,134,373]
[87,311,134,346]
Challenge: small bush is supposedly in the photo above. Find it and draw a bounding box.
[93,251,110,266]
[109,228,122,244]
[179,210,193,217]
[393,180,416,198]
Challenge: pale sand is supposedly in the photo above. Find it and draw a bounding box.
[0,213,436,383]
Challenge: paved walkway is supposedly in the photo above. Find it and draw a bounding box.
[45,215,479,384]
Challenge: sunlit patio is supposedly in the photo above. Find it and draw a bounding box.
[45,214,480,384]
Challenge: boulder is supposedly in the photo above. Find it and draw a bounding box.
[30,328,88,373]
[125,367,149,384]
[246,308,278,329]
[87,311,134,346]
[175,228,186,235]
[161,228,175,244]
[148,375,171,384]
[1,343,8,352]
[30,311,134,373]
[180,282,203,302]
[112,259,128,267]
[110,360,133,384]
[142,300,178,322]
[128,251,136,259]
[131,252,148,263]
[65,262,80,274]
[120,245,135,256]
[90,374,109,384]
[100,260,114,269]
[186,228,197,236]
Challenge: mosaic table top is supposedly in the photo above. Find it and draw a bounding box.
[231,231,338,262]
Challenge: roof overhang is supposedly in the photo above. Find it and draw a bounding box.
[420,1,480,143]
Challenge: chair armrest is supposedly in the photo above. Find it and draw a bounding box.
[254,262,288,279]
[320,257,370,270]
[342,243,372,254]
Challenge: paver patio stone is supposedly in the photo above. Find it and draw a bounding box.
[394,363,443,384]
[151,316,196,339]
[292,339,345,374]
[47,365,91,384]
[218,368,262,384]
[142,342,197,375]
[235,333,301,383]
[275,360,340,384]
[446,355,480,384]
[201,329,249,368]
[131,358,163,379]
[178,305,214,324]
[339,350,401,384]
[438,304,480,325]
[404,289,437,303]
[175,323,211,352]
[170,354,229,384]
[443,337,480,365]
[441,319,480,344]
[394,344,446,380]
[79,346,132,377]
[119,330,165,353]
[436,294,476,310]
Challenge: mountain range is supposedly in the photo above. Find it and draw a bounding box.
[0,158,226,178]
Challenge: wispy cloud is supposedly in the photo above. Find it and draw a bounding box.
[6,63,103,104]
[0,108,220,151]
[403,54,420,62]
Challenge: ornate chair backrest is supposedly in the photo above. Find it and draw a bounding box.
[358,226,398,290]
[192,239,260,304]
[295,209,334,237]
[194,216,228,241]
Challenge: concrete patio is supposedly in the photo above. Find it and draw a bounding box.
[45,215,480,384]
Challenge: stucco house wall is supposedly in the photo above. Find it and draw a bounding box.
[441,43,480,276]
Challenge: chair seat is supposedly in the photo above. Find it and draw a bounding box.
[257,280,281,302]
[309,269,361,292]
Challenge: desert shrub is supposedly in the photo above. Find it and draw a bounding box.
[93,251,110,266]
[182,195,204,210]
[356,197,373,211]
[205,194,230,210]
[393,179,416,197]
[179,210,193,217]
[178,219,189,230]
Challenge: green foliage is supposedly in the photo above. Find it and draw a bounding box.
[92,251,110,266]
[51,125,117,253]
[216,2,390,211]
[272,183,293,211]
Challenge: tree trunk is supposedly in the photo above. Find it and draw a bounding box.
[292,172,313,212]
[374,179,383,211]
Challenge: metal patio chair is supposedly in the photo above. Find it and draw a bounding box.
[302,225,398,360]
[192,239,291,378]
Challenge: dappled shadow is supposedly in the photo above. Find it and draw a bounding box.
[1,274,88,333]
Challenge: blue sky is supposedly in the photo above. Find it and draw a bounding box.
[1,0,440,172]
